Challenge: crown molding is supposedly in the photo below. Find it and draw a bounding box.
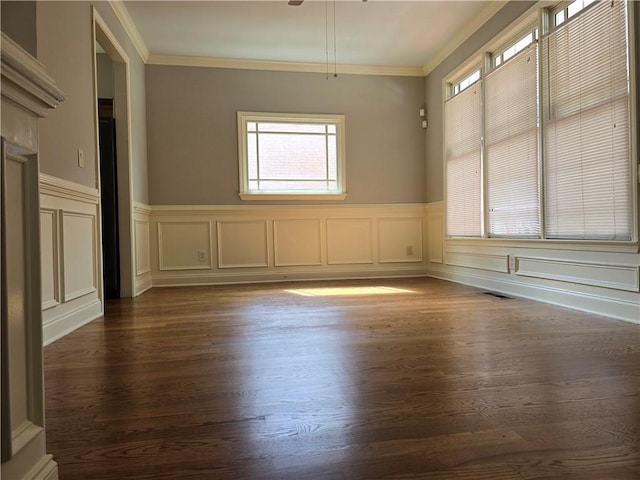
[108,0,149,62]
[421,0,508,76]
[147,54,426,77]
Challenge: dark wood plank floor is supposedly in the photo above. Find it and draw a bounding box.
[44,277,640,479]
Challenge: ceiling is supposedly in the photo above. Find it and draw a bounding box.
[121,0,505,75]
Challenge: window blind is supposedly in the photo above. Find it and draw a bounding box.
[542,0,631,240]
[485,44,540,237]
[445,81,482,237]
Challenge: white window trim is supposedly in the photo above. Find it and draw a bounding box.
[237,111,347,201]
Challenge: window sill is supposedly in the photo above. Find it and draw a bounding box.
[239,193,348,201]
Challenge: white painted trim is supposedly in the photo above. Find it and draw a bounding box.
[60,211,98,302]
[0,33,64,116]
[445,251,510,274]
[134,274,152,297]
[515,256,640,292]
[273,218,323,267]
[39,173,99,204]
[41,300,59,311]
[149,203,428,215]
[425,264,640,325]
[237,112,347,198]
[157,221,213,271]
[107,0,149,62]
[93,7,136,298]
[133,202,152,215]
[43,299,102,346]
[152,268,429,288]
[446,237,640,254]
[148,54,425,77]
[239,194,348,201]
[25,454,58,480]
[216,220,269,269]
[134,220,150,276]
[40,208,60,311]
[326,217,374,266]
[377,216,424,263]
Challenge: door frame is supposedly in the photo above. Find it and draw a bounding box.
[92,8,135,298]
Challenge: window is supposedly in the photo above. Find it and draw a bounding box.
[452,69,481,96]
[485,33,540,237]
[237,112,346,199]
[543,0,631,239]
[494,29,538,67]
[445,77,483,237]
[554,0,598,26]
[444,0,634,242]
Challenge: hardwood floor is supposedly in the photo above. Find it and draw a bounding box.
[44,277,640,479]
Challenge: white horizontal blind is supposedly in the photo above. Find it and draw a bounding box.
[542,0,631,240]
[486,44,540,237]
[446,81,482,237]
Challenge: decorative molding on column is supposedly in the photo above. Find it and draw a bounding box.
[1,33,64,117]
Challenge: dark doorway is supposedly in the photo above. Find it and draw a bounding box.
[98,98,120,299]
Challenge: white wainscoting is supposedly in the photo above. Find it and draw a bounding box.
[274,218,322,267]
[40,174,102,345]
[217,220,269,268]
[378,217,423,263]
[133,203,152,296]
[149,204,429,286]
[326,218,373,265]
[424,202,640,324]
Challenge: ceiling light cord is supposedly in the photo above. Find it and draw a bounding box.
[333,0,337,78]
[325,0,329,80]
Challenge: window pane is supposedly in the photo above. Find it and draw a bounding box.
[327,135,337,180]
[486,45,540,237]
[445,82,482,237]
[542,0,631,240]
[567,0,581,18]
[258,180,336,191]
[258,133,327,180]
[258,122,326,134]
[247,133,258,179]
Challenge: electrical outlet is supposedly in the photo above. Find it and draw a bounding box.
[77,148,84,168]
[197,250,206,262]
[406,245,414,256]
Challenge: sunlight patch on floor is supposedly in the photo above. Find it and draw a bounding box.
[285,286,416,297]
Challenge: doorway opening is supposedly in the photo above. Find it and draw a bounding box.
[96,49,120,298]
[93,9,135,299]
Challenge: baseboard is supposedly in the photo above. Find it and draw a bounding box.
[152,266,429,287]
[29,454,58,480]
[425,265,640,325]
[134,273,152,296]
[43,299,103,346]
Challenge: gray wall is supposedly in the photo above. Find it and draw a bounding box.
[36,1,149,203]
[96,53,114,99]
[1,1,37,56]
[146,66,426,205]
[424,1,536,203]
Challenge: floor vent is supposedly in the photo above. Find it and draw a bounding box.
[482,291,513,299]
